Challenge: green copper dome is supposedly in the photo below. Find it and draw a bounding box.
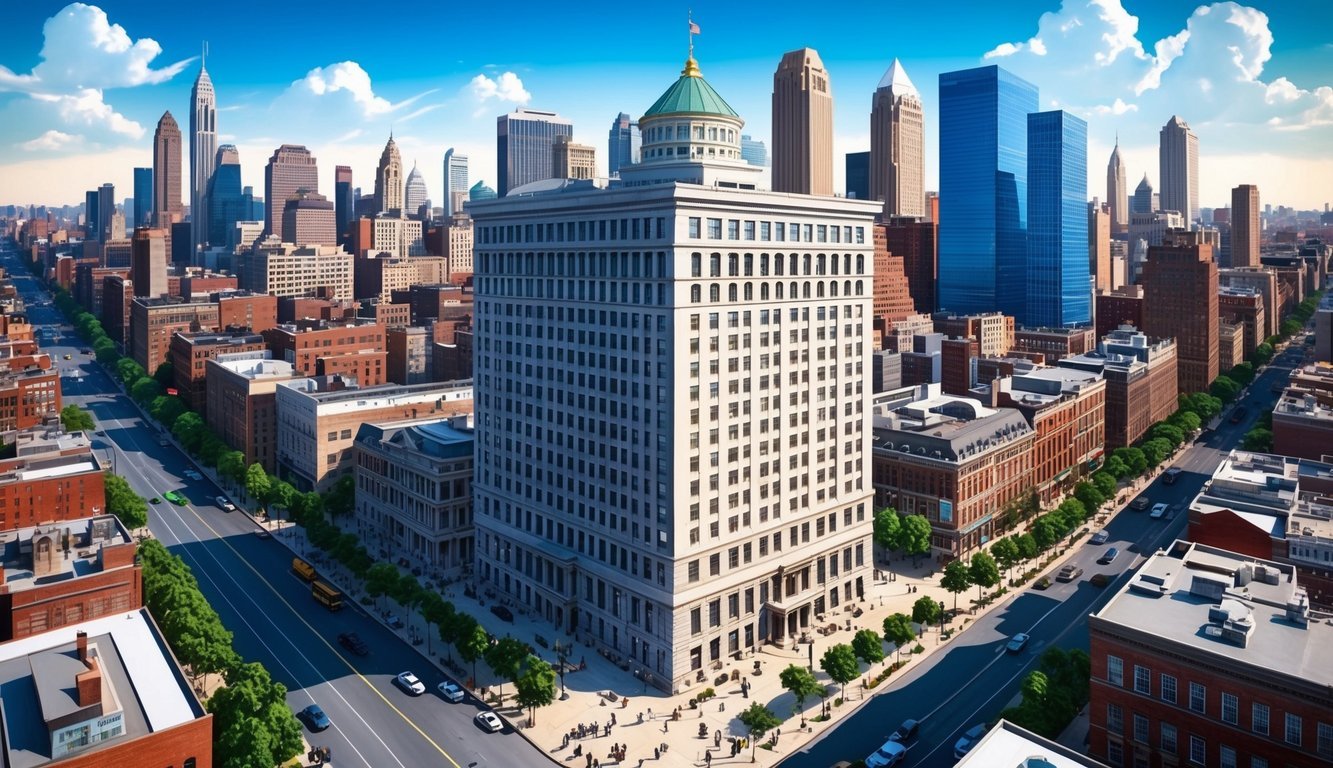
[642,57,739,119]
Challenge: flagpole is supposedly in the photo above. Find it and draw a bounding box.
[688,11,694,59]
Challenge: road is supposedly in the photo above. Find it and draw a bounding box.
[784,345,1302,768]
[3,245,545,768]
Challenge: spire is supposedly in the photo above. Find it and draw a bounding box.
[877,58,918,94]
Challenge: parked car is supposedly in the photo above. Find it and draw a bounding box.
[1230,406,1248,423]
[490,604,514,622]
[865,738,908,767]
[474,711,503,733]
[299,704,331,732]
[1089,573,1113,588]
[1056,565,1084,583]
[888,718,920,744]
[394,671,426,696]
[1089,530,1110,545]
[954,723,988,758]
[1131,497,1150,511]
[337,632,369,656]
[437,681,465,703]
[216,495,236,512]
[1032,575,1052,590]
[1006,633,1030,653]
[1150,503,1168,519]
[1098,547,1120,565]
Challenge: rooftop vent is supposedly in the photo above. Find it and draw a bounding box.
[1286,588,1310,627]
[1189,573,1229,601]
[1205,598,1255,647]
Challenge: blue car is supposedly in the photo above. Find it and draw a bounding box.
[300,704,331,732]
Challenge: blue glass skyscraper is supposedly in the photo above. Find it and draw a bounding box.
[208,145,244,249]
[1026,111,1089,327]
[133,167,153,230]
[937,65,1038,318]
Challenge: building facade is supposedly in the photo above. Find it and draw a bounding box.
[152,112,182,228]
[190,63,217,252]
[263,144,318,238]
[168,331,266,415]
[869,59,924,218]
[443,148,468,217]
[1107,139,1126,236]
[552,136,597,180]
[375,134,403,215]
[280,190,336,246]
[205,353,299,473]
[771,48,833,196]
[1159,115,1199,225]
[128,297,219,376]
[0,425,105,532]
[1143,236,1219,395]
[1026,110,1090,328]
[239,242,353,299]
[496,108,573,196]
[1059,326,1178,449]
[1230,184,1260,268]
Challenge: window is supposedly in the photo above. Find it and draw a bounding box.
[1189,682,1205,713]
[1133,713,1149,744]
[1319,722,1333,758]
[1252,702,1269,735]
[1133,666,1150,694]
[707,219,722,239]
[1160,674,1177,704]
[1284,713,1301,746]
[689,217,701,238]
[1189,735,1206,765]
[690,608,701,634]
[1107,703,1123,734]
[1219,746,1237,768]
[688,560,699,583]
[1107,655,1124,686]
[1221,692,1238,725]
[1250,758,1267,768]
[1160,723,1177,755]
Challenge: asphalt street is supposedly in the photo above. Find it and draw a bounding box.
[784,343,1304,768]
[3,247,546,768]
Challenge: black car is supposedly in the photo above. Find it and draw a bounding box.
[490,605,514,622]
[337,632,369,656]
[889,718,921,744]
[300,704,331,732]
[1098,547,1120,565]
[1230,406,1247,423]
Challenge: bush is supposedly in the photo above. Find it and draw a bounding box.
[697,687,716,701]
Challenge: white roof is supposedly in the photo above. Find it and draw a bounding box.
[877,58,918,94]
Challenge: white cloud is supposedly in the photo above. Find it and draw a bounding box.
[1029,38,1048,56]
[1133,29,1188,95]
[297,61,393,117]
[1093,98,1138,115]
[31,88,143,138]
[984,42,1023,59]
[20,129,79,151]
[469,72,531,104]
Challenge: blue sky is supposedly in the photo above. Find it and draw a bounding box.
[2,1,1331,211]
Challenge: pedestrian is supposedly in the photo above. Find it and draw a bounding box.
[662,721,669,733]
[715,730,721,747]
[648,707,654,719]
[611,713,617,726]
[584,753,591,768]
[574,744,582,758]
[655,747,660,760]
[637,712,644,724]
[705,751,712,766]
[719,701,725,712]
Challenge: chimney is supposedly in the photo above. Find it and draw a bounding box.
[75,655,102,707]
[76,630,88,662]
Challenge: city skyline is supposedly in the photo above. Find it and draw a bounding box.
[1,1,1330,212]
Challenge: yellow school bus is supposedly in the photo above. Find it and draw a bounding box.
[311,580,343,611]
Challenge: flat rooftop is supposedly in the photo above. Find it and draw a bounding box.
[955,720,1109,767]
[0,609,202,768]
[1,516,132,594]
[1092,540,1333,687]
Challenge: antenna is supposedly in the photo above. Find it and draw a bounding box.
[202,41,208,68]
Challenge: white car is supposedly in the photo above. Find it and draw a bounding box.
[1150,503,1168,519]
[865,739,908,767]
[437,681,465,703]
[474,711,503,733]
[183,469,203,481]
[395,671,426,695]
[1089,530,1110,545]
[215,496,236,512]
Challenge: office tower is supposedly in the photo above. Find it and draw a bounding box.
[1159,115,1198,224]
[280,190,336,246]
[1025,110,1090,327]
[84,190,98,240]
[152,111,183,227]
[242,185,263,222]
[870,58,925,218]
[208,145,244,250]
[1143,234,1218,394]
[469,180,496,202]
[1231,184,1260,268]
[496,108,573,196]
[1089,202,1111,292]
[264,144,318,237]
[471,51,877,691]
[404,162,428,217]
[845,151,869,200]
[740,135,768,166]
[884,217,938,313]
[335,166,353,246]
[1132,174,1153,214]
[937,65,1039,317]
[443,148,469,217]
[375,134,404,215]
[771,47,833,195]
[131,228,168,298]
[190,61,218,251]
[552,136,596,180]
[607,112,641,177]
[1106,137,1126,235]
[133,168,153,230]
[97,183,115,242]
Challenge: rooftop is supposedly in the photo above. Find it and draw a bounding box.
[997,365,1104,407]
[355,415,474,461]
[1092,540,1333,686]
[954,720,1109,767]
[642,57,739,119]
[1,516,132,594]
[1274,389,1333,423]
[872,385,1033,464]
[278,376,473,408]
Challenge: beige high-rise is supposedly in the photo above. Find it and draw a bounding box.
[552,135,597,180]
[1107,139,1127,235]
[152,112,182,227]
[1089,202,1110,291]
[1159,116,1198,224]
[870,58,924,218]
[264,145,318,238]
[771,48,833,196]
[375,134,404,214]
[1231,184,1260,268]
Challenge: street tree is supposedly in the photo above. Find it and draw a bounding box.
[911,595,942,629]
[244,463,270,510]
[779,664,823,718]
[940,559,972,612]
[60,404,96,432]
[457,620,489,688]
[1072,482,1103,515]
[1168,409,1202,433]
[1151,422,1184,448]
[131,377,162,405]
[1014,533,1038,562]
[1031,515,1061,551]
[969,551,1001,600]
[484,637,528,705]
[364,562,399,612]
[894,514,933,565]
[103,474,148,529]
[513,654,557,725]
[990,537,1021,581]
[217,451,246,487]
[872,507,900,556]
[737,703,782,762]
[851,627,885,665]
[1242,427,1273,452]
[1089,470,1117,500]
[819,643,860,702]
[881,613,915,658]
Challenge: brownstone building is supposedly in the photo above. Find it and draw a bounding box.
[0,425,106,532]
[995,366,1107,504]
[1011,326,1096,362]
[177,273,238,299]
[1272,364,1333,462]
[168,332,267,414]
[883,216,937,314]
[262,319,388,386]
[1217,286,1265,359]
[215,290,278,333]
[0,367,61,432]
[1094,284,1143,341]
[205,354,301,473]
[1088,540,1333,768]
[128,296,220,376]
[1143,235,1219,395]
[932,311,1014,357]
[1059,326,1178,449]
[940,337,978,396]
[275,293,357,324]
[390,283,473,325]
[872,224,916,324]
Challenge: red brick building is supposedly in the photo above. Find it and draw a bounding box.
[215,291,278,333]
[1011,326,1097,363]
[1058,326,1178,449]
[0,367,61,432]
[1088,540,1333,768]
[872,224,916,325]
[1218,287,1265,359]
[205,355,301,474]
[0,425,105,532]
[177,273,238,299]
[1143,235,1219,395]
[100,274,133,344]
[1272,364,1333,462]
[168,332,267,415]
[1094,285,1143,341]
[995,366,1106,504]
[263,319,387,386]
[128,296,220,376]
[882,216,937,315]
[940,337,978,396]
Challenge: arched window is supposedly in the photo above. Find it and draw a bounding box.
[710,283,720,302]
[760,254,769,276]
[776,282,784,299]
[789,254,799,274]
[820,282,829,298]
[830,253,839,275]
[728,254,738,277]
[790,282,799,298]
[856,254,864,273]
[803,282,812,299]
[690,253,701,277]
[803,254,812,275]
[855,280,864,295]
[743,254,753,276]
[710,253,720,277]
[843,280,852,296]
[775,254,784,276]
[728,284,738,301]
[691,285,701,303]
[744,283,753,300]
[760,283,769,300]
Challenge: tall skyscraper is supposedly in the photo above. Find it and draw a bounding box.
[937,65,1039,317]
[1089,201,1111,292]
[97,183,116,242]
[443,148,468,217]
[496,108,573,196]
[1231,184,1260,268]
[375,134,404,215]
[263,144,318,238]
[152,111,183,227]
[771,47,833,195]
[404,162,429,217]
[280,190,336,246]
[740,135,768,166]
[133,168,153,231]
[1159,115,1198,224]
[845,151,870,200]
[1025,110,1089,327]
[84,190,99,241]
[1143,233,1218,395]
[607,112,641,177]
[190,61,218,251]
[870,58,924,218]
[1106,138,1126,235]
[335,166,353,246]
[208,145,244,250]
[1132,174,1154,214]
[130,227,168,298]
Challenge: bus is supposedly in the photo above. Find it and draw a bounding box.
[311,581,343,611]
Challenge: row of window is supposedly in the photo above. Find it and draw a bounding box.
[1105,704,1333,766]
[478,218,668,246]
[687,217,866,245]
[691,251,866,278]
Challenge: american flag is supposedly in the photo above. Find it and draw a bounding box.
[689,20,701,34]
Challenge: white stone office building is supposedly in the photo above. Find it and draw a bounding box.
[470,52,879,693]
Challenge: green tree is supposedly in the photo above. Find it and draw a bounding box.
[1151,423,1184,448]
[940,559,971,612]
[1089,470,1117,500]
[153,360,174,388]
[244,463,270,511]
[911,595,942,629]
[1140,438,1173,468]
[881,613,914,658]
[484,636,528,705]
[60,404,96,432]
[325,474,355,517]
[1103,454,1129,480]
[217,450,246,487]
[1242,427,1273,452]
[1014,533,1038,562]
[1180,392,1223,422]
[268,480,297,516]
[851,627,886,665]
[364,562,399,611]
[1227,361,1255,386]
[513,655,557,725]
[171,411,206,453]
[1210,376,1241,402]
[1167,409,1201,433]
[738,703,782,762]
[779,663,823,717]
[1250,341,1274,366]
[1072,482,1103,515]
[990,537,1021,580]
[103,474,148,529]
[819,643,860,702]
[149,394,186,430]
[969,550,1001,600]
[457,619,489,686]
[1031,516,1061,551]
[131,376,163,405]
[894,514,933,565]
[208,662,302,768]
[1280,318,1302,338]
[1113,446,1147,475]
[872,507,900,554]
